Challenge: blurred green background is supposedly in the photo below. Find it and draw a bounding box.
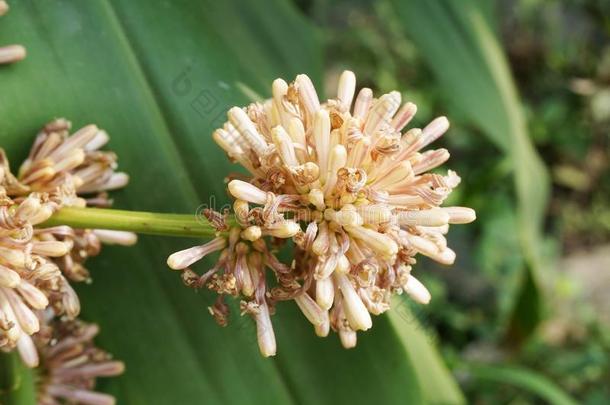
[0,0,608,404]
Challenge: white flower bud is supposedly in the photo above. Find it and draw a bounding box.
[339,329,357,349]
[228,107,268,156]
[315,277,334,311]
[314,313,330,337]
[295,292,327,327]
[255,302,276,357]
[295,74,320,118]
[263,221,300,238]
[272,126,299,167]
[52,148,85,172]
[344,225,398,258]
[335,254,351,274]
[4,289,39,334]
[0,45,26,64]
[363,91,401,137]
[323,145,347,196]
[15,196,41,223]
[353,88,373,120]
[337,70,356,111]
[61,279,81,318]
[241,226,262,242]
[228,180,267,205]
[17,281,48,310]
[167,237,227,270]
[49,124,98,162]
[420,116,449,149]
[396,208,450,227]
[0,264,20,288]
[31,241,70,257]
[403,275,431,305]
[313,110,331,183]
[308,188,325,211]
[17,335,39,368]
[0,1,9,16]
[371,161,414,189]
[0,289,20,342]
[334,273,372,331]
[312,221,330,256]
[324,206,362,227]
[0,246,26,268]
[442,206,476,224]
[85,129,110,151]
[233,199,250,224]
[391,102,417,132]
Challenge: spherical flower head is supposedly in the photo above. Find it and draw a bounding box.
[1,119,134,364]
[176,70,476,355]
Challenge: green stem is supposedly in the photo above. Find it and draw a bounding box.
[41,207,227,238]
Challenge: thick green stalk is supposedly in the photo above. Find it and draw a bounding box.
[41,207,227,238]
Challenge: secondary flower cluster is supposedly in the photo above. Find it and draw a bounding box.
[1,119,130,402]
[168,71,476,356]
[36,314,124,405]
[0,1,26,65]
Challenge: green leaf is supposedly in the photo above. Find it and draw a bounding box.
[463,363,579,405]
[388,0,550,342]
[0,353,36,405]
[388,298,466,405]
[0,0,461,403]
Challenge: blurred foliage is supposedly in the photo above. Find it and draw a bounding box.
[297,0,610,403]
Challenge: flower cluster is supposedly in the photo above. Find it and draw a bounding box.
[36,314,124,405]
[168,71,476,356]
[0,1,26,65]
[0,118,133,371]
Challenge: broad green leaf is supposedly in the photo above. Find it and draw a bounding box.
[388,0,550,341]
[0,0,461,403]
[388,299,466,405]
[462,363,579,405]
[0,353,35,405]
